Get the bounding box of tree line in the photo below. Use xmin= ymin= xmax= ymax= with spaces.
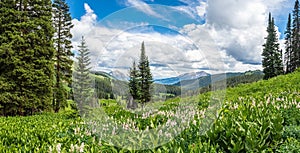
xmin=262 ymin=0 xmax=300 ymax=79
xmin=0 ymin=0 xmax=77 ymax=116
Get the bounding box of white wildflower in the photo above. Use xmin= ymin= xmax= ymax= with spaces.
xmin=49 ymin=146 xmax=52 ymax=153
xmin=70 ymin=144 xmax=75 ymax=152
xmin=79 ymin=142 xmax=84 ymax=153
xmin=252 ymin=100 xmax=255 ymax=106
xmin=56 ymin=143 xmax=61 ymax=153
xmin=112 ymin=127 xmax=116 ymax=135
xmin=158 ymin=130 xmax=162 ymax=135
xmin=297 ymin=103 xmax=300 ymax=109
xmin=266 ymin=97 xmax=270 ymax=104
xmin=171 ymin=120 xmax=177 ymax=127
xmin=233 ymin=103 xmax=238 ymax=109
xmin=193 ymin=120 xmax=197 ymax=126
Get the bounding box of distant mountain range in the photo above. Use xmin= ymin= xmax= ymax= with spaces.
xmin=109 ymin=70 xmax=129 ymax=81
xmin=173 ymin=72 xmax=243 ymax=90
xmin=90 ymin=70 xmax=129 ymax=81
xmin=91 ymin=70 xmax=264 ymax=89
xmin=154 ymin=71 xmax=210 ymax=85
xmin=91 ymin=70 xmax=211 ymax=84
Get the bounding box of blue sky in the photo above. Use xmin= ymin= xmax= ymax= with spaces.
xmin=67 ymin=0 xmax=195 ymax=20
xmin=66 ymin=0 xmax=124 ymax=20
xmin=67 ymin=0 xmax=295 ymax=78
xmin=66 ymin=0 xmax=293 ymax=37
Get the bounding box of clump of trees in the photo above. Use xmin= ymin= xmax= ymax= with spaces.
xmin=128 ymin=42 xmax=153 ymax=106
xmin=262 ymin=0 xmax=300 ymax=79
xmin=284 ymin=0 xmax=300 ymax=74
xmin=0 ymin=0 xmax=55 ymax=116
xmin=0 ymin=0 xmax=74 ymax=116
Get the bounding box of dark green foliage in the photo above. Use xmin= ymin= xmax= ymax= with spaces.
xmin=206 ymin=98 xmax=283 ymax=152
xmin=0 ymin=0 xmax=55 ymax=116
xmin=262 ymin=13 xmax=284 ymax=80
xmin=0 ymin=113 xmax=96 ymax=152
xmin=129 ymin=61 xmax=140 ymax=100
xmin=128 ymin=42 xmax=153 ymax=105
xmin=281 ymin=107 xmax=300 ymax=126
xmin=52 ymin=0 xmax=74 ymax=112
xmin=94 ymin=77 xmax=113 ymax=99
xmin=109 ymin=93 xmax=115 ymax=99
xmin=164 ymin=85 xmax=181 ymax=97
xmin=285 ymin=14 xmax=293 ymax=74
xmin=283 ymin=126 xmax=300 ymax=141
xmin=72 ymin=36 xmax=95 ymax=114
xmin=284 ymin=0 xmax=300 ymax=74
xmin=291 ymin=0 xmax=300 ymax=72
xmin=93 ymin=73 xmax=129 ymax=100
xmin=225 ymin=71 xmax=263 ymax=87
xmin=277 ymin=137 xmax=300 ymax=152
xmin=137 ymin=42 xmax=153 ymax=104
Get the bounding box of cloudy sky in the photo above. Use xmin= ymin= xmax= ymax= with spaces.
xmin=66 ymin=0 xmax=295 ymax=79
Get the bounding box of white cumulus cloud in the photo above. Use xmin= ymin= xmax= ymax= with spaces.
xmin=71 ymin=0 xmax=294 ymax=77
xmin=203 ymin=0 xmax=289 ymax=66
xmin=71 ymin=3 xmax=214 ymax=78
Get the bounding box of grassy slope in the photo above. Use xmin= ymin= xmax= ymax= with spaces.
xmin=194 ymin=70 xmax=300 ymax=152
xmin=225 ymin=70 xmax=300 ymax=100
xmin=0 ymin=70 xmax=299 ymax=152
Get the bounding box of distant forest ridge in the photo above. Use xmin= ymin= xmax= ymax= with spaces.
xmin=92 ymin=69 xmax=264 ymax=100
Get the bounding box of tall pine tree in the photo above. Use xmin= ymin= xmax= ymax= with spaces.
xmin=72 ymin=36 xmax=94 ymax=114
xmin=291 ymin=0 xmax=300 ymax=71
xmin=138 ymin=42 xmax=153 ymax=105
xmin=52 ymin=0 xmax=74 ymax=112
xmin=128 ymin=61 xmax=139 ymax=100
xmin=0 ymin=1 xmax=17 ymax=115
xmin=0 ymin=0 xmax=55 ymax=116
xmin=284 ymin=14 xmax=293 ymax=74
xmin=262 ymin=13 xmax=284 ymax=80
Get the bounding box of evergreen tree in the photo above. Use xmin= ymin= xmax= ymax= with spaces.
xmin=291 ymin=0 xmax=300 ymax=71
xmin=72 ymin=36 xmax=94 ymax=114
xmin=0 ymin=0 xmax=55 ymax=116
xmin=52 ymin=0 xmax=74 ymax=112
xmin=0 ymin=1 xmax=17 ymax=116
xmin=137 ymin=42 xmax=153 ymax=104
xmin=262 ymin=13 xmax=284 ymax=80
xmin=285 ymin=14 xmax=293 ymax=73
xmin=128 ymin=61 xmax=139 ymax=100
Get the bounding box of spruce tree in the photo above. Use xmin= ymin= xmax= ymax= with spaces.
xmin=128 ymin=61 xmax=139 ymax=100
xmin=72 ymin=36 xmax=94 ymax=114
xmin=0 ymin=0 xmax=55 ymax=116
xmin=291 ymin=0 xmax=300 ymax=71
xmin=0 ymin=1 xmax=17 ymax=115
xmin=262 ymin=13 xmax=284 ymax=80
xmin=52 ymin=0 xmax=74 ymax=112
xmin=138 ymin=42 xmax=153 ymax=105
xmin=285 ymin=14 xmax=293 ymax=74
